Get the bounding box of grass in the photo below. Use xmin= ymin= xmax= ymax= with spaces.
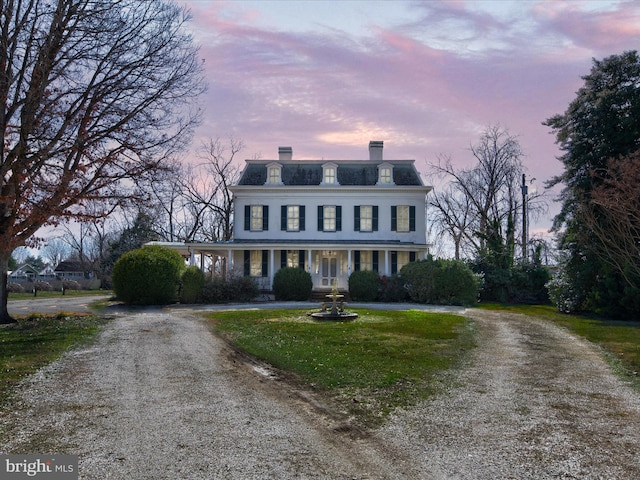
xmin=0 ymin=313 xmax=109 ymax=406
xmin=8 ymin=289 xmax=112 ymax=300
xmin=479 ymin=303 xmax=640 ymax=386
xmin=208 ymin=308 xmax=474 ymax=427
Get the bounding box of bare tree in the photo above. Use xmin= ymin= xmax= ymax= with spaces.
xmin=0 ymin=0 xmax=205 ymax=322
xmin=40 ymin=237 xmax=71 ymax=268
xmin=429 ymin=126 xmax=546 ymax=263
xmin=147 ymin=137 xmax=243 ymax=243
xmin=584 ymin=152 xmax=640 ymax=288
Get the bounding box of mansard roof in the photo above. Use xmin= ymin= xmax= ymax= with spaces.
xmin=237 ymin=160 xmax=423 ymax=186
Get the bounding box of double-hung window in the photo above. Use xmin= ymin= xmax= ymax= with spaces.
xmin=391 ymin=205 xmax=415 ymax=232
xmin=318 ymin=205 xmax=342 ymax=232
xmin=244 ymin=205 xmax=269 ymax=231
xmin=354 ymin=205 xmax=378 ymax=232
xmin=281 ymin=205 xmax=305 ymax=231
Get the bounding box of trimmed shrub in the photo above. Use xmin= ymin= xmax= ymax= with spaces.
xmin=7 ymin=283 xmax=24 ymax=293
xmin=273 ymin=267 xmax=312 ymax=301
xmin=401 ymin=257 xmax=479 ymax=306
xmin=34 ymin=281 xmax=53 ymax=291
xmin=200 ymin=275 xmax=259 ymax=304
xmin=112 ymin=245 xmax=185 ymax=305
xmin=348 ymin=270 xmax=379 ymax=301
xmin=378 ymin=274 xmax=409 ymax=302
xmin=62 ymin=280 xmax=82 ymax=291
xmin=180 ymin=266 xmax=205 ymax=304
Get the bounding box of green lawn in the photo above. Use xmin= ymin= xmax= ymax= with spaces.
xmin=208 ymin=308 xmax=474 ymax=427
xmin=0 ymin=314 xmax=109 ymax=406
xmin=8 ymin=289 xmax=112 ymax=300
xmin=479 ymin=303 xmax=640 ymax=386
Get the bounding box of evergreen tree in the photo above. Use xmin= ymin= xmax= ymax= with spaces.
xmin=544 ymin=51 xmax=640 ymax=317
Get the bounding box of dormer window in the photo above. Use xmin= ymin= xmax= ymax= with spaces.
xmin=377 ymin=163 xmax=394 ymax=185
xmin=265 ymin=162 xmax=283 ymax=185
xmin=321 ymin=162 xmax=338 ymax=185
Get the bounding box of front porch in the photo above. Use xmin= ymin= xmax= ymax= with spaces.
xmin=156 ymin=241 xmax=429 ymax=293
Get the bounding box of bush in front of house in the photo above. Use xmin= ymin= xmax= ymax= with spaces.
xmin=273 ymin=267 xmax=312 ymax=301
xmin=7 ymin=283 xmax=24 ymax=293
xmin=112 ymin=245 xmax=185 ymax=305
xmin=401 ymin=257 xmax=479 ymax=306
xmin=180 ymin=266 xmax=205 ymax=304
xmin=200 ymin=275 xmax=259 ymax=304
xmin=348 ymin=270 xmax=379 ymax=302
xmin=377 ymin=274 xmax=409 ymax=302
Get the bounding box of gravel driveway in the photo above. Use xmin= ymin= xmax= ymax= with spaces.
xmin=2 ymin=308 xmax=640 ymax=479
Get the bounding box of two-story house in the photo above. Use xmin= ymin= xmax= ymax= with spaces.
xmin=156 ymin=141 xmax=432 ymax=292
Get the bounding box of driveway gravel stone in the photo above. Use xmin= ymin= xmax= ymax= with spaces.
xmin=2 ymin=307 xmax=640 ymax=479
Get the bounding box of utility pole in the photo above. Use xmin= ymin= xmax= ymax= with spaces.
xmin=521 ymin=173 xmax=528 ymax=262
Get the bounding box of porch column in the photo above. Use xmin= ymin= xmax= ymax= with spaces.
xmin=189 ymin=249 xmax=196 ymax=266
xmin=200 ymin=252 xmax=205 ymax=272
xmin=227 ymin=249 xmax=233 ymax=278
xmin=307 ymin=249 xmax=313 ymax=273
xmin=269 ymin=249 xmax=275 ymax=289
xmin=347 ymin=249 xmax=352 ymax=275
xmin=384 ymin=249 xmax=390 ymax=275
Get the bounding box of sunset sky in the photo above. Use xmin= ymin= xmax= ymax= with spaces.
xmin=179 ymin=0 xmax=640 ymax=237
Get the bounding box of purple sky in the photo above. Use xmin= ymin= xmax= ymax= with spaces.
xmin=179 ymin=0 xmax=640 ymax=237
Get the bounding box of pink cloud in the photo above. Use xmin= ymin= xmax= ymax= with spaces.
xmin=176 ymin=0 xmax=640 ymax=234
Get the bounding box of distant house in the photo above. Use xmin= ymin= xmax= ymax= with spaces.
xmin=38 ymin=264 xmax=57 ymax=281
xmin=8 ymin=264 xmax=40 ymax=282
xmin=150 ymin=141 xmax=432 ymax=292
xmin=54 ymin=260 xmax=92 ymax=280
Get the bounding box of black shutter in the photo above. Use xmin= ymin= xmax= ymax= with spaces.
xmin=391 ymin=251 xmax=398 ymax=274
xmin=336 ymin=205 xmax=342 ymax=231
xmin=409 ymin=206 xmax=415 ymax=232
xmin=300 ymin=205 xmax=305 ymax=231
xmin=298 ymin=250 xmax=305 ymax=269
xmin=244 ymin=205 xmax=250 ymax=231
xmin=243 ymin=250 xmax=250 ymax=276
xmin=372 ymin=251 xmax=379 ymax=272
xmin=354 ymin=250 xmax=361 ymax=271
xmin=317 ymin=206 xmax=323 ymax=231
xmin=391 ymin=206 xmax=397 ymax=231
xmin=263 ymin=205 xmax=269 ymax=231
xmin=280 ymin=250 xmax=286 ymax=269
xmin=354 ymin=206 xmax=360 ymax=231
xmin=261 ymin=250 xmax=268 ymax=277
xmin=281 ymin=206 xmax=287 ymax=231
xmin=373 ymin=206 xmax=378 ymax=231
xmin=409 ymin=251 xmax=416 ymax=262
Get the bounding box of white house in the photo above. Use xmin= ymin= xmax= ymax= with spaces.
xmin=153 ymin=141 xmax=432 ymax=292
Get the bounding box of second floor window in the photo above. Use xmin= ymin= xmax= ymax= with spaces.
xmin=355 ymin=205 xmax=378 ymax=232
xmin=391 ymin=205 xmax=415 ymax=232
xmin=380 ymin=167 xmax=392 ymax=183
xmin=281 ymin=205 xmax=305 ymax=231
xmin=244 ymin=205 xmax=268 ymax=231
xmin=318 ymin=205 xmax=342 ymax=232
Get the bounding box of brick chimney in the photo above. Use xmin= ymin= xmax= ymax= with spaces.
xmin=369 ymin=141 xmax=383 ymax=161
xmin=278 ymin=146 xmax=292 ymax=161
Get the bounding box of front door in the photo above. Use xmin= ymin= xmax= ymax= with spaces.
xmin=320 ymin=252 xmax=338 ymax=287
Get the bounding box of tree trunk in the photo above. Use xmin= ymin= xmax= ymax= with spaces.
xmin=0 ymin=252 xmax=16 ymax=324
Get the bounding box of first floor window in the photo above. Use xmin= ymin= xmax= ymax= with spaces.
xmin=244 ymin=250 xmax=268 ymax=277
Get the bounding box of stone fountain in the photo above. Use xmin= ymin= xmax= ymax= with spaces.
xmin=308 ymin=281 xmax=358 ymax=321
